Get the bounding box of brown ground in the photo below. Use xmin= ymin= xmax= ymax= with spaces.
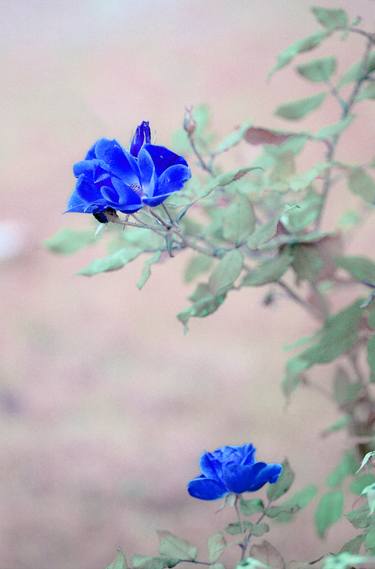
xmin=1 ymin=1 xmax=375 ymax=568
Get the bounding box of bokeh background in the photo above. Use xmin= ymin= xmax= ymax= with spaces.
xmin=1 ymin=1 xmax=375 ymax=568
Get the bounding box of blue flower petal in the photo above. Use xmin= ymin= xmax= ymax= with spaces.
xmin=138 ymin=146 xmax=157 ymax=197
xmin=142 ymin=144 xmax=188 ymax=177
xmin=142 ymin=165 xmax=191 ymax=207
xmin=75 ymin=175 xmax=102 ymax=203
xmin=111 ymin=178 xmax=143 ymax=212
xmin=65 ymin=190 xmax=87 ymax=213
xmin=130 ymin=121 xmax=151 ymax=157
xmin=199 ymin=452 xmax=223 ymax=481
xmin=95 ymin=139 xmax=140 ymax=186
xmin=187 ymin=476 xmax=228 ymax=500
xmin=250 ymin=463 xmax=282 ymax=491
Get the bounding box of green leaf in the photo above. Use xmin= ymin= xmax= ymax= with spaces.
xmin=340 ymin=534 xmax=365 ymax=554
xmin=322 ymin=415 xmax=351 ymax=437
xmin=207 ymin=532 xmax=226 ymax=563
xmin=368 ymin=335 xmax=375 ymax=377
xmin=288 ymin=300 xmax=363 ymax=370
xmin=275 ymin=93 xmax=326 ymax=120
xmin=351 ymin=474 xmax=375 ymax=495
xmin=322 ymin=553 xmax=369 ymax=569
xmin=132 ymin=556 xmax=167 ymax=569
xmin=223 ymin=196 xmax=256 ymax=244
xmin=365 ymin=526 xmax=375 ymax=553
xmin=270 ymin=30 xmax=329 ymax=75
xmin=346 ymin=504 xmax=372 ymax=529
xmin=339 ymin=52 xmax=375 ymax=87
xmin=45 ymin=228 xmax=96 ymax=254
xmin=215 ymin=121 xmax=252 ymax=153
xmin=333 ymin=366 xmax=362 ymax=406
xmin=357 ymin=82 xmax=375 ymax=102
xmin=369 ymin=306 xmax=375 ymax=329
xmin=184 ymin=255 xmax=213 ymax=283
xmin=327 ymin=451 xmax=358 ymax=488
xmin=137 ymin=252 xmax=161 ymax=290
xmin=247 ymin=219 xmax=279 ymax=250
xmin=281 ymin=191 xmax=323 ymax=232
xmin=79 ymin=248 xmax=142 ymax=276
xmin=267 ymin=459 xmax=295 ymax=501
xmin=316 ymin=115 xmax=354 ymax=140
xmin=297 ymin=57 xmax=336 ymax=82
xmin=209 ymin=249 xmax=243 ymax=295
xmin=336 ymin=255 xmax=375 ymax=285
xmin=315 ymin=490 xmax=344 ymax=538
xmin=177 ymin=284 xmax=227 ymax=331
xmin=106 ymin=551 xmax=128 ymax=569
xmin=266 ymin=485 xmax=317 ymax=519
xmin=242 ymin=249 xmax=293 ymax=287
xmin=205 ymin=167 xmax=260 ymax=193
xmin=240 ymin=498 xmax=265 ymax=516
xmin=225 ymin=521 xmax=253 ymax=535
xmin=251 ymin=523 xmax=270 ymax=537
xmin=157 ymin=530 xmax=197 ymax=562
xmin=311 ymin=6 xmax=349 ymax=30
xmin=292 ymin=245 xmax=324 ymax=282
xmin=362 ymin=483 xmax=375 ymax=515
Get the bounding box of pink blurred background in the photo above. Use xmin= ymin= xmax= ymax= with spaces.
xmin=1 ymin=1 xmax=375 ymax=568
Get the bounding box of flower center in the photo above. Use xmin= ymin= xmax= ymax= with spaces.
xmin=130 ymin=183 xmax=143 ymax=197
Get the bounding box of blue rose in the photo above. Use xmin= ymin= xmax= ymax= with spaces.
xmin=66 ymin=121 xmax=191 ymax=219
xmin=187 ymin=444 xmax=282 ymax=500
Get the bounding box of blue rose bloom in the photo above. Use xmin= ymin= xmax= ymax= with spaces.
xmin=66 ymin=121 xmax=191 ymax=218
xmin=188 ymin=444 xmax=282 ymax=500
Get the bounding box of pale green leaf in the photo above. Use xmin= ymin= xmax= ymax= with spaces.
xmin=237 ymin=557 xmax=269 ymax=569
xmin=45 ymin=228 xmax=96 ymax=254
xmin=311 ymin=6 xmax=349 ymax=30
xmin=240 ymin=498 xmax=264 ymax=516
xmin=105 ymin=551 xmax=128 ymax=569
xmin=315 ymin=490 xmax=344 ymax=538
xmin=209 ymin=249 xmax=243 ymax=295
xmin=247 ymin=219 xmax=279 ymax=250
xmin=270 ymin=30 xmax=329 ymax=75
xmin=357 ymin=82 xmax=375 ymax=102
xmin=322 ymin=553 xmax=369 ymax=569
xmin=297 ymin=57 xmax=336 ymax=82
xmin=357 ymin=451 xmax=375 ymax=473
xmin=223 ymin=196 xmax=256 ymax=243
xmin=339 ymin=52 xmax=375 ymax=87
xmin=158 ymin=531 xmax=197 ymax=562
xmin=362 ymin=483 xmax=375 ymax=515
xmin=132 ymin=556 xmax=167 ymax=569
xmin=351 ymin=474 xmax=375 ymax=495
xmin=207 ymin=532 xmax=226 ymax=563
xmin=267 ymin=459 xmax=295 ymax=501
xmin=316 ymin=115 xmax=354 ymax=140
xmin=340 ymin=534 xmax=365 ymax=554
xmin=327 ymin=452 xmax=358 ymax=487
xmin=336 ymin=255 xmax=375 ymax=285
xmin=215 ymin=121 xmax=252 ymax=153
xmin=137 ymin=252 xmax=161 ymax=290
xmin=177 ymin=284 xmax=226 ymax=331
xmin=368 ymin=335 xmax=375 ymax=376
xmin=275 ymin=93 xmax=326 ymax=120
xmin=242 ymin=249 xmax=293 ymax=286
xmin=266 ymin=485 xmax=317 ymax=519
xmin=249 ymin=541 xmax=285 ymax=569
xmin=184 ymin=255 xmax=213 ymax=283
xmin=78 ymin=248 xmax=142 ymax=276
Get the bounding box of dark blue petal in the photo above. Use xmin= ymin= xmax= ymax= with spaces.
xmin=75 ymin=175 xmax=102 ymax=203
xmin=250 ymin=463 xmax=282 ymax=491
xmin=65 ymin=190 xmax=87 ymax=213
xmin=240 ymin=444 xmax=256 ymax=466
xmin=142 ymin=144 xmax=188 ymax=176
xmin=187 ymin=475 xmax=228 ymax=501
xmin=142 ymin=164 xmax=191 ymax=207
xmin=85 ymin=143 xmax=97 ymax=160
xmin=130 ymin=121 xmax=151 ymax=157
xmin=73 ymin=159 xmax=97 ymax=178
xmin=138 ymin=146 xmax=157 ymax=196
xmin=199 ymin=452 xmax=223 ymax=481
xmin=95 ymin=139 xmax=140 ymax=186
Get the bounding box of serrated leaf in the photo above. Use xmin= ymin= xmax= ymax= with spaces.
xmin=270 ymin=30 xmax=329 ymax=75
xmin=106 ymin=551 xmax=128 ymax=569
xmin=267 ymin=459 xmax=294 ymax=501
xmin=209 ymin=249 xmax=243 ymax=295
xmin=45 ymin=228 xmax=96 ymax=254
xmin=266 ymin=485 xmax=317 ymax=519
xmin=79 ymin=248 xmax=142 ymax=276
xmin=242 ymin=249 xmax=293 ymax=287
xmin=207 ymin=532 xmax=226 ymax=563
xmin=316 ymin=115 xmax=353 ymax=140
xmin=275 ymin=93 xmax=326 ymax=120
xmin=157 ymin=531 xmax=197 ymax=562
xmin=311 ymin=7 xmax=349 ymax=30
xmin=348 ymin=168 xmax=375 ymax=204
xmin=336 ymin=255 xmax=375 ymax=285
xmin=240 ymin=498 xmax=265 ymax=516
xmin=250 ymin=541 xmax=285 ymax=569
xmin=315 ymin=490 xmax=344 ymax=538
xmin=297 ymin=57 xmax=336 ymax=82
xmin=223 ymin=196 xmax=256 ymax=243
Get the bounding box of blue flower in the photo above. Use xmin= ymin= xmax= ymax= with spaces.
xmin=66 ymin=121 xmax=191 ymax=218
xmin=187 ymin=444 xmax=282 ymax=500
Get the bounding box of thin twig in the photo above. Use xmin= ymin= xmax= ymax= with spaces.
xmin=277 ymin=280 xmax=322 ymax=320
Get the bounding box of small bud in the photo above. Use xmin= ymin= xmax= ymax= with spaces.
xmin=183 ymin=107 xmax=196 ymax=135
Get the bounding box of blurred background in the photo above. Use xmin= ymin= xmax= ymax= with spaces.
xmin=1 ymin=1 xmax=375 ymax=567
